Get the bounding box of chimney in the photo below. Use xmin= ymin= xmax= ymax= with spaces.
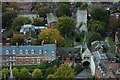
xmin=41 ymin=40 xmax=44 ymax=45
xmin=0 ymin=43 xmax=2 ymax=47
xmin=6 ymin=43 xmax=10 ymax=47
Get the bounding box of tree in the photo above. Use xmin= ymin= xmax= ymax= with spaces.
xmin=38 ymin=63 xmax=47 ymax=69
xmin=38 ymin=29 xmax=65 ymax=47
xmin=34 ymin=2 xmax=41 ymax=11
xmin=12 ymin=16 xmax=31 ymax=31
xmin=89 ymin=20 xmax=105 ymax=33
xmin=12 ymin=68 xmax=19 ymax=78
xmin=9 ymin=2 xmax=19 ymax=10
xmin=32 ymin=69 xmax=43 ymax=79
xmin=2 ymin=10 xmax=17 ymax=28
xmin=54 ymin=63 xmax=74 ymax=79
xmin=90 ymin=5 xmax=109 ymax=22
xmin=90 ymin=32 xmax=102 ymax=41
xmin=32 ymin=18 xmax=42 ymax=26
xmin=38 ymin=7 xmax=50 ymax=18
xmin=45 ymin=67 xmax=56 ymax=77
xmin=1 ymin=68 xmax=10 ymax=79
xmin=56 ymin=3 xmax=71 ymax=17
xmin=56 ymin=16 xmax=75 ymax=38
xmin=108 ymin=15 xmax=120 ymax=32
xmin=19 ymin=68 xmax=30 ymax=79
xmin=79 ymin=3 xmax=88 ymax=10
xmin=10 ymin=36 xmax=24 ymax=45
xmin=47 ymin=74 xmax=55 ymax=80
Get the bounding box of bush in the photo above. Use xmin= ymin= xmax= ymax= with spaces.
xmin=38 ymin=63 xmax=47 ymax=69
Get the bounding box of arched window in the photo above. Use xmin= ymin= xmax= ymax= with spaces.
xmin=20 ymin=50 xmax=23 ymax=54
xmin=31 ymin=49 xmax=34 ymax=54
xmin=6 ymin=50 xmax=9 ymax=54
xmin=25 ymin=50 xmax=28 ymax=54
xmin=39 ymin=50 xmax=42 ymax=54
xmin=13 ymin=50 xmax=15 ymax=54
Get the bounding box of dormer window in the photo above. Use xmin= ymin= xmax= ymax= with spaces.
xmin=6 ymin=50 xmax=9 ymax=54
xmin=13 ymin=50 xmax=15 ymax=54
xmin=20 ymin=50 xmax=23 ymax=54
xmin=25 ymin=50 xmax=28 ymax=54
xmin=39 ymin=50 xmax=42 ymax=54
xmin=52 ymin=54 xmax=54 ymax=57
xmin=52 ymin=50 xmax=54 ymax=53
xmin=45 ymin=49 xmax=47 ymax=53
xmin=31 ymin=49 xmax=34 ymax=54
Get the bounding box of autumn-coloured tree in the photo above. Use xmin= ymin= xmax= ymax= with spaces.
xmin=12 ymin=68 xmax=19 ymax=78
xmin=19 ymin=68 xmax=30 ymax=79
xmin=32 ymin=69 xmax=43 ymax=79
xmin=108 ymin=15 xmax=120 ymax=32
xmin=34 ymin=2 xmax=41 ymax=11
xmin=38 ymin=29 xmax=65 ymax=47
xmin=9 ymin=2 xmax=20 ymax=10
xmin=10 ymin=36 xmax=24 ymax=46
xmin=1 ymin=68 xmax=10 ymax=79
xmin=32 ymin=18 xmax=42 ymax=26
xmin=54 ymin=63 xmax=74 ymax=79
xmin=47 ymin=74 xmax=55 ymax=80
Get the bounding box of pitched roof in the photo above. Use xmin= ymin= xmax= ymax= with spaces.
xmin=56 ymin=47 xmax=81 ymax=58
xmin=47 ymin=13 xmax=58 ymax=24
xmin=1 ymin=44 xmax=56 ymax=55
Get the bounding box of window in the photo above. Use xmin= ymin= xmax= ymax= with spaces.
xmin=20 ymin=59 xmax=22 ymax=63
xmin=6 ymin=50 xmax=9 ymax=54
xmin=45 ymin=49 xmax=47 ymax=53
xmin=31 ymin=59 xmax=34 ymax=63
xmin=26 ymin=58 xmax=29 ymax=63
xmin=13 ymin=50 xmax=15 ymax=54
xmin=52 ymin=50 xmax=54 ymax=53
xmin=31 ymin=49 xmax=34 ymax=54
xmin=37 ymin=58 xmax=40 ymax=63
xmin=20 ymin=50 xmax=23 ymax=54
xmin=25 ymin=50 xmax=28 ymax=54
xmin=39 ymin=50 xmax=42 ymax=54
xmin=52 ymin=54 xmax=54 ymax=57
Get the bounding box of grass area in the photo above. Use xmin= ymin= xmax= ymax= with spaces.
xmin=108 ymin=37 xmax=115 ymax=54
xmin=64 ymin=39 xmax=73 ymax=47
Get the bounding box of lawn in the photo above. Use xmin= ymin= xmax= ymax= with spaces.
xmin=108 ymin=37 xmax=115 ymax=54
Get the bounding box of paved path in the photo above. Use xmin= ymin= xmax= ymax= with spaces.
xmin=75 ymin=68 xmax=92 ymax=79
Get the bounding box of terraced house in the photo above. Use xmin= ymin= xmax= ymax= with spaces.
xmin=0 ymin=43 xmax=56 ymax=66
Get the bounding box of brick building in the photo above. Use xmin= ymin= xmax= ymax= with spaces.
xmin=0 ymin=43 xmax=56 ymax=66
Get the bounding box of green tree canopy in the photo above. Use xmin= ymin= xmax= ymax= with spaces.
xmin=56 ymin=3 xmax=71 ymax=17
xmin=47 ymin=74 xmax=55 ymax=80
xmin=38 ymin=63 xmax=47 ymax=69
xmin=10 ymin=36 xmax=24 ymax=45
xmin=19 ymin=68 xmax=30 ymax=79
xmin=38 ymin=29 xmax=65 ymax=47
xmin=12 ymin=68 xmax=19 ymax=78
xmin=45 ymin=67 xmax=56 ymax=77
xmin=89 ymin=20 xmax=105 ymax=33
xmin=1 ymin=68 xmax=10 ymax=79
xmin=2 ymin=10 xmax=17 ymax=28
xmin=79 ymin=3 xmax=88 ymax=10
xmin=9 ymin=2 xmax=20 ymax=10
xmin=38 ymin=7 xmax=50 ymax=18
xmin=56 ymin=16 xmax=75 ymax=38
xmin=54 ymin=63 xmax=74 ymax=79
xmin=32 ymin=18 xmax=42 ymax=26
xmin=90 ymin=5 xmax=109 ymax=22
xmin=12 ymin=16 xmax=31 ymax=31
xmin=32 ymin=69 xmax=43 ymax=79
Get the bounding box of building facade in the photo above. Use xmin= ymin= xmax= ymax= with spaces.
xmin=0 ymin=44 xmax=56 ymax=66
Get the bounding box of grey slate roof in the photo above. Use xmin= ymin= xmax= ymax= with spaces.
xmin=1 ymin=44 xmax=56 ymax=55
xmin=56 ymin=47 xmax=81 ymax=57
xmin=47 ymin=13 xmax=58 ymax=24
